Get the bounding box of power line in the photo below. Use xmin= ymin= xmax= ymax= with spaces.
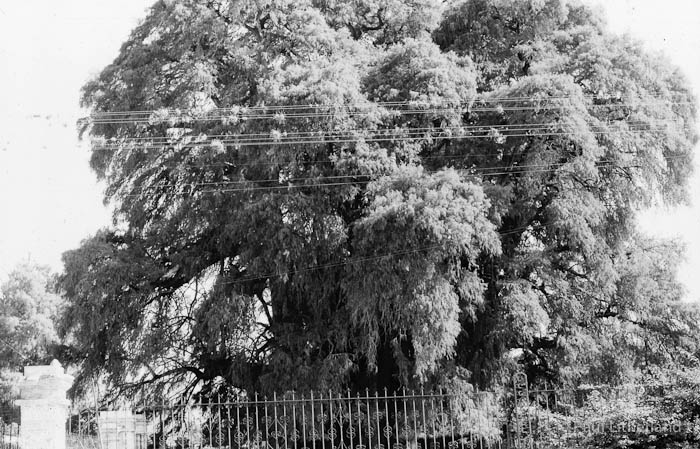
xmin=120 ymin=158 xmax=664 ymax=192
xmin=114 ymin=157 xmax=686 ymax=198
xmin=79 ymin=141 xmax=683 ymax=171
xmin=1 ymin=95 xmax=687 ymax=123
xmin=84 ymin=93 xmax=693 ymax=116
xmin=90 ymin=119 xmax=684 ymax=145
xmin=0 ymin=338 xmax=29 ymax=363
xmin=85 ymin=100 xmax=694 ymax=124
xmin=90 ymin=123 xmax=686 ymax=152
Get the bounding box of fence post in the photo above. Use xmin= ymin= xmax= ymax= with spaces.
xmin=512 ymin=372 xmax=532 ymax=449
xmin=14 ymin=360 xmax=74 ymax=449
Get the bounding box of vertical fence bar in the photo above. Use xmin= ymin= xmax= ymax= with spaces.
xmin=227 ymin=398 xmax=232 ymax=449
xmin=218 ymin=394 xmax=223 ymax=448
xmin=207 ymin=396 xmax=213 ymax=448
xmin=169 ymin=398 xmax=176 ymax=448
xmin=419 ymin=388 xmax=428 ymax=449
xmin=255 ymin=393 xmax=261 ymax=449
xmin=476 ymin=389 xmax=483 ymax=449
xmin=525 ymin=382 xmax=532 ymax=449
xmin=374 ymin=391 xmax=381 ymax=449
xmin=366 ymin=389 xmax=373 ymax=449
xmin=356 ymin=392 xmax=363 ymax=449
xmin=183 ymin=397 xmax=189 ymax=449
xmin=347 ymin=390 xmax=354 ymax=449
xmin=402 ymin=388 xmax=409 ymax=449
xmin=446 ymin=392 xmax=456 ymax=449
xmin=161 ymin=397 xmax=166 ymax=449
xmin=393 ymin=391 xmax=400 ymax=449
xmin=149 ymin=399 xmax=154 ymax=449
xmin=311 ymin=391 xmax=317 ymax=448
xmin=236 ymin=396 xmax=242 ymax=449
xmin=320 ymin=392 xmax=326 ymax=449
xmin=274 ymin=392 xmax=281 ymax=449
xmin=246 ymin=397 xmax=252 ymax=449
xmin=291 ymin=391 xmax=298 ymax=449
xmin=328 ymin=391 xmax=335 ymax=449
xmin=145 ymin=404 xmax=151 ymax=449
xmin=283 ymin=393 xmax=289 ymax=449
xmin=146 ymin=401 xmax=151 ymax=449
xmin=437 ymin=390 xmax=446 ymax=449
xmin=468 ymin=393 xmax=475 ymax=449
xmin=411 ymin=390 xmax=419 ymax=449
xmin=429 ymin=392 xmax=437 ymax=449
xmin=383 ymin=389 xmax=391 ymax=449
xmin=301 ymin=392 xmax=308 ymax=449
xmin=265 ymin=395 xmax=271 ymax=449
xmin=338 ymin=390 xmax=345 ymax=449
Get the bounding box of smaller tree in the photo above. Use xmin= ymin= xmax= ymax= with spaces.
xmin=0 ymin=263 xmax=62 ymax=401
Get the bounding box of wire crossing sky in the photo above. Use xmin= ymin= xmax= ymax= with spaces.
xmin=0 ymin=0 xmax=699 ymax=299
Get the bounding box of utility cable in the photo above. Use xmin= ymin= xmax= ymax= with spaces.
xmin=113 ymin=157 xmax=685 ymax=198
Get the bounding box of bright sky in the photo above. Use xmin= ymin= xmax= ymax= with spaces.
xmin=0 ymin=0 xmax=699 ymax=297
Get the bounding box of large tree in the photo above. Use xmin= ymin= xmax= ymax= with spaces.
xmin=60 ymin=0 xmax=698 ymax=399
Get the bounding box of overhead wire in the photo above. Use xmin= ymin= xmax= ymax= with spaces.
xmin=94 ymin=129 xmax=682 ymax=151
xmin=120 ymin=159 xmax=654 ymax=191
xmin=89 ymin=119 xmax=684 ymax=145
xmin=115 ymin=156 xmax=691 ymax=198
xmin=73 ymin=149 xmax=665 ymax=171
xmin=90 ymin=122 xmax=687 ymax=151
xmin=84 ymin=93 xmax=693 ymax=117
xmin=85 ymin=101 xmax=694 ymax=124
xmin=84 ymin=98 xmax=692 ymax=196
xmin=84 ymin=134 xmax=687 ymax=171
xmin=65 ymin=95 xmax=694 ymax=284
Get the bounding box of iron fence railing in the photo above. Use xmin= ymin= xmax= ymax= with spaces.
xmin=68 ymin=390 xmax=505 ymax=449
xmin=56 ymin=374 xmax=700 ymax=448
xmin=0 ymin=416 xmax=19 ymax=449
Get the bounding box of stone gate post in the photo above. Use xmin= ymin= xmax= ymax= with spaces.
xmin=14 ymin=360 xmax=74 ymax=449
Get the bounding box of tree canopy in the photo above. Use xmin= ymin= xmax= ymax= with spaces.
xmin=61 ymin=0 xmax=699 ymax=400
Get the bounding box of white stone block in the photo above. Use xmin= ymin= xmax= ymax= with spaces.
xmin=15 ymin=360 xmax=74 ymax=449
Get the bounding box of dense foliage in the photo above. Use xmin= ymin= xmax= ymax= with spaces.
xmin=523 ymin=369 xmax=700 ymax=448
xmin=61 ymin=0 xmax=699 ymax=399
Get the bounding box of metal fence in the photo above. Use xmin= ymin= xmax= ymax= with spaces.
xmin=0 ymin=404 xmax=20 ymax=449
xmin=68 ymin=390 xmax=505 ymax=449
xmin=58 ymin=374 xmax=700 ymax=448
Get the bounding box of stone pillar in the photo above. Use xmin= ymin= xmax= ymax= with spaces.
xmin=15 ymin=360 xmax=74 ymax=449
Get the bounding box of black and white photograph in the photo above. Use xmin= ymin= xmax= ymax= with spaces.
xmin=1 ymin=0 xmax=700 ymax=447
